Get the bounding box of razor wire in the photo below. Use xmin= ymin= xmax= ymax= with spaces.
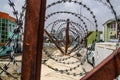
xmin=44 ymin=0 xmax=97 ymax=67
xmin=43 ymin=49 xmax=88 ymax=76
xmin=45 ymin=0 xmax=99 ymax=54
xmin=43 ymin=0 xmax=119 ymax=78
xmin=0 ymin=0 xmax=119 ymax=79
xmin=44 ymin=62 xmax=88 ymax=77
xmin=43 ymin=48 xmax=84 ymax=65
xmin=0 ymin=0 xmax=26 ymax=79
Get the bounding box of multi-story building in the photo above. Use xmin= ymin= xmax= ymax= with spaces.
xmin=0 ymin=12 xmax=16 ymax=46
xmin=103 ymin=16 xmax=120 ymax=42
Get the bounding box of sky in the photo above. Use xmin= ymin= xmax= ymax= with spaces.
xmin=0 ymin=0 xmax=25 ymax=17
xmin=0 ymin=0 xmax=120 ymax=31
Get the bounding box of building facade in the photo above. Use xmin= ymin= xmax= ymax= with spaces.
xmin=87 ymin=31 xmax=102 ymax=46
xmin=0 ymin=12 xmax=16 ymax=46
xmin=103 ymin=16 xmax=120 ymax=42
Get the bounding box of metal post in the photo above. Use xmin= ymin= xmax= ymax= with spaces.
xmin=21 ymin=0 xmax=46 ymax=80
xmin=65 ymin=19 xmax=70 ymax=55
xmin=44 ymin=29 xmax=64 ymax=55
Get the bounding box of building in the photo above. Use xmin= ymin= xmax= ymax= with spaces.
xmin=103 ymin=16 xmax=120 ymax=42
xmin=87 ymin=31 xmax=102 ymax=46
xmin=0 ymin=12 xmax=16 ymax=46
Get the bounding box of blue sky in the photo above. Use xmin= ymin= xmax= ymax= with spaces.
xmin=0 ymin=0 xmax=120 ymax=31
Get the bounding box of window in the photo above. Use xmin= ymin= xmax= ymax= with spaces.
xmin=0 ymin=19 xmax=1 ymax=23
xmin=110 ymin=35 xmax=116 ymax=39
xmin=0 ymin=19 xmax=9 ymax=43
xmin=2 ymin=27 xmax=5 ymax=30
xmin=9 ymin=24 xmax=11 ymax=26
xmin=108 ymin=22 xmax=116 ymax=31
xmin=6 ymin=20 xmax=8 ymax=23
xmin=0 ymin=26 xmax=8 ymax=43
xmin=1 ymin=40 xmax=4 ymax=43
xmin=2 ymin=19 xmax=5 ymax=23
xmin=2 ymin=23 xmax=6 ymax=27
xmin=1 ymin=35 xmax=5 ymax=38
xmin=118 ymin=21 xmax=120 ymax=28
xmin=112 ymin=22 xmax=116 ymax=31
xmin=13 ymin=25 xmax=15 ymax=27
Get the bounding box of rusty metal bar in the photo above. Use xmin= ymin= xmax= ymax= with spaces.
xmin=81 ymin=48 xmax=120 ymax=80
xmin=44 ymin=29 xmax=65 ymax=54
xmin=21 ymin=0 xmax=46 ymax=80
xmin=65 ymin=19 xmax=70 ymax=55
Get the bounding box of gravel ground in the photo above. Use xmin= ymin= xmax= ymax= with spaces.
xmin=0 ymin=55 xmax=22 ymax=80
xmin=0 ymin=47 xmax=92 ymax=80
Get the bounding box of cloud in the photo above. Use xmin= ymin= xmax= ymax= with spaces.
xmin=0 ymin=0 xmax=120 ymax=31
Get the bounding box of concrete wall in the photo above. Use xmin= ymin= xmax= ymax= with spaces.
xmin=94 ymin=42 xmax=118 ymax=66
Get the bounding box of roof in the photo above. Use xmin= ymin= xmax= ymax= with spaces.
xmin=0 ymin=12 xmax=16 ymax=22
xmin=103 ymin=15 xmax=120 ymax=25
